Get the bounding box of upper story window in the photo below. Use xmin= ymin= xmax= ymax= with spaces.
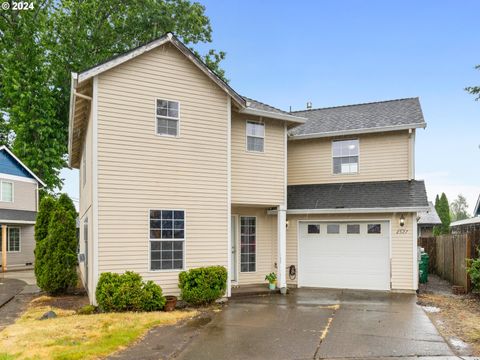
xmin=332 ymin=139 xmax=359 ymax=174
xmin=246 ymin=121 xmax=264 ymax=152
xmin=156 ymin=99 xmax=180 ymax=137
xmin=0 ymin=181 xmax=13 ymax=202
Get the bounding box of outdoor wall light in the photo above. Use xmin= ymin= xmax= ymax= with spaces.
xmin=286 ymin=220 xmax=290 ymax=229
xmin=400 ymin=214 xmax=405 ymax=227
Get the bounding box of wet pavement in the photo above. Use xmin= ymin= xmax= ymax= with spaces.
xmin=0 ymin=277 xmax=26 ymax=308
xmin=111 ymin=288 xmax=455 ymax=359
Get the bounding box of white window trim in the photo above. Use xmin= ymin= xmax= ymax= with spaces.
xmin=0 ymin=227 xmax=21 ymax=253
xmin=148 ymin=208 xmax=186 ymax=272
xmin=239 ymin=215 xmax=257 ymax=273
xmin=245 ymin=120 xmax=265 ymax=153
xmin=332 ymin=138 xmax=360 ymax=175
xmin=0 ymin=180 xmax=14 ymax=203
xmin=154 ymin=98 xmax=181 ymax=138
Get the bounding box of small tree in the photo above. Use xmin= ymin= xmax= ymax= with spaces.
xmin=36 ymin=205 xmax=78 ymax=294
xmin=450 ymin=194 xmax=470 ymax=222
xmin=434 ymin=193 xmax=451 ymax=235
xmin=57 ymin=193 xmax=77 ymax=218
xmin=34 ymin=196 xmax=56 ymax=281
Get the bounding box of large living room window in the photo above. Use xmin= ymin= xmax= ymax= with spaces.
xmin=240 ymin=216 xmax=256 ymax=272
xmin=332 ymin=139 xmax=359 ymax=174
xmin=156 ymin=99 xmax=180 ymax=137
xmin=0 ymin=227 xmax=20 ymax=252
xmin=246 ymin=121 xmax=264 ymax=152
xmin=149 ymin=210 xmax=184 ymax=270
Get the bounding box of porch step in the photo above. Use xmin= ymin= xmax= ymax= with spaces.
xmin=231 ymin=284 xmax=280 ymax=298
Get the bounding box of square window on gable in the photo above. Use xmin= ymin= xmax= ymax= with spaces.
xmin=156 ymin=99 xmax=179 ymax=137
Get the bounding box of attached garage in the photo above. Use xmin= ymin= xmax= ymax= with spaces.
xmin=298 ymin=221 xmax=390 ymax=290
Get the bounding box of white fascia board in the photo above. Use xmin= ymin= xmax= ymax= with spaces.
xmin=67 ymin=72 xmax=78 ymax=167
xmin=77 ymin=36 xmax=171 ymax=84
xmin=0 ymin=146 xmax=46 ymax=187
xmin=0 ymin=220 xmax=36 ymax=225
xmin=240 ymin=107 xmax=306 ymax=123
xmin=267 ymin=206 xmax=430 ymax=215
xmin=474 ymin=195 xmax=480 ymax=216
xmin=288 ymin=122 xmax=427 ymax=140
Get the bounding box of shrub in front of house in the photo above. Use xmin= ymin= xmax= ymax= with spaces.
xmin=96 ymin=271 xmax=166 ymax=312
xmin=36 ymin=205 xmax=78 ymax=294
xmin=467 ymin=255 xmax=480 ymax=291
xmin=178 ymin=266 xmax=227 ymax=305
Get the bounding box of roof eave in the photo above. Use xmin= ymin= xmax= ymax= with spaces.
xmin=0 ymin=146 xmax=46 ymax=187
xmin=289 ymin=122 xmax=427 ymax=140
xmin=268 ymin=206 xmax=430 ymax=215
xmin=239 ymin=107 xmax=306 ymax=123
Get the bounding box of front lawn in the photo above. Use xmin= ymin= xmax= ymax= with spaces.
xmin=0 ymin=295 xmax=197 ymax=360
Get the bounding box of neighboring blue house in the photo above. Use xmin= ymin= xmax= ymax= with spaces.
xmin=0 ymin=146 xmax=45 ymax=271
xmin=475 ymin=194 xmax=480 ymax=217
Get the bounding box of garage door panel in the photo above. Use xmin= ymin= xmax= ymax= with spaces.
xmin=298 ymin=221 xmax=390 ymax=291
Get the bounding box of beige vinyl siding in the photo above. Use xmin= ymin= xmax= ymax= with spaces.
xmin=231 ymin=113 xmax=285 ymax=206
xmin=0 ymin=224 xmax=34 ymax=269
xmin=233 ymin=207 xmax=276 ymax=285
xmin=284 ymin=213 xmax=415 ymax=291
xmin=0 ymin=179 xmax=37 ymax=212
xmin=288 ymin=131 xmax=410 ymax=185
xmin=96 ymin=43 xmax=228 ymax=295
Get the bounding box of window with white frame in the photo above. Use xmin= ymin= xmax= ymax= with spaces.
xmin=149 ymin=210 xmax=184 ymax=270
xmin=0 ymin=227 xmax=20 ymax=252
xmin=327 ymin=224 xmax=340 ymax=234
xmin=332 ymin=139 xmax=359 ymax=174
xmin=246 ymin=121 xmax=264 ymax=152
xmin=156 ymin=99 xmax=179 ymax=136
xmin=240 ymin=216 xmax=256 ymax=272
xmin=0 ymin=181 xmax=13 ymax=202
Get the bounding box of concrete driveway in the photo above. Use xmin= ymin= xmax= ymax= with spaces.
xmin=109 ymin=288 xmax=455 ymax=360
xmin=176 ymin=288 xmax=454 ymax=360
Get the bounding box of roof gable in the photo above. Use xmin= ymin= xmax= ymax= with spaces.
xmin=0 ymin=146 xmax=45 ymax=186
xmin=289 ymin=98 xmax=427 ymax=139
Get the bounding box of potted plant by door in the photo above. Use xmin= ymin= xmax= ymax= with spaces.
xmin=265 ymin=272 xmax=277 ymax=290
xmin=164 ymin=295 xmax=177 ymax=311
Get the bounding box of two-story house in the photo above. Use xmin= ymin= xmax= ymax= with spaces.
xmin=68 ymin=33 xmax=429 ymax=303
xmin=0 ymin=146 xmax=45 ymax=271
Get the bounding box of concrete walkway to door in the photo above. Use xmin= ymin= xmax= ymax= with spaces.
xmin=176 ymin=288 xmax=455 ymax=359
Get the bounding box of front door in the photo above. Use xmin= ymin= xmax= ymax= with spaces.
xmin=231 ymin=215 xmax=237 ymax=282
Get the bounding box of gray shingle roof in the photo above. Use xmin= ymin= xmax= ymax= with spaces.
xmin=417 ymin=202 xmax=442 ymax=225
xmin=289 ymin=98 xmax=426 ymax=137
xmin=0 ymin=209 xmax=37 ymax=222
xmin=243 ymin=97 xmax=291 ymax=116
xmin=287 ymin=180 xmax=428 ymax=210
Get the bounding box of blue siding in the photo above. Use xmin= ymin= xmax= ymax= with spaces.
xmin=0 ymin=149 xmax=35 ymax=180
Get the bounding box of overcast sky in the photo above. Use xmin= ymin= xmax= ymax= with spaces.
xmin=61 ymin=0 xmax=480 ymax=213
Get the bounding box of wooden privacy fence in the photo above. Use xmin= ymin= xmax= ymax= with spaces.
xmin=418 ymin=230 xmax=480 ymax=292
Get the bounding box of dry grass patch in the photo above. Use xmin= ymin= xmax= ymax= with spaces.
xmin=418 ymin=293 xmax=480 ymax=355
xmin=0 ymin=295 xmax=197 ymax=360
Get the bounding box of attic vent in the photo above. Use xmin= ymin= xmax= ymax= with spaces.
xmin=306 ymin=101 xmax=312 ymax=110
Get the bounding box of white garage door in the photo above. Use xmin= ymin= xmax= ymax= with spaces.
xmin=298 ymin=221 xmax=390 ymax=290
